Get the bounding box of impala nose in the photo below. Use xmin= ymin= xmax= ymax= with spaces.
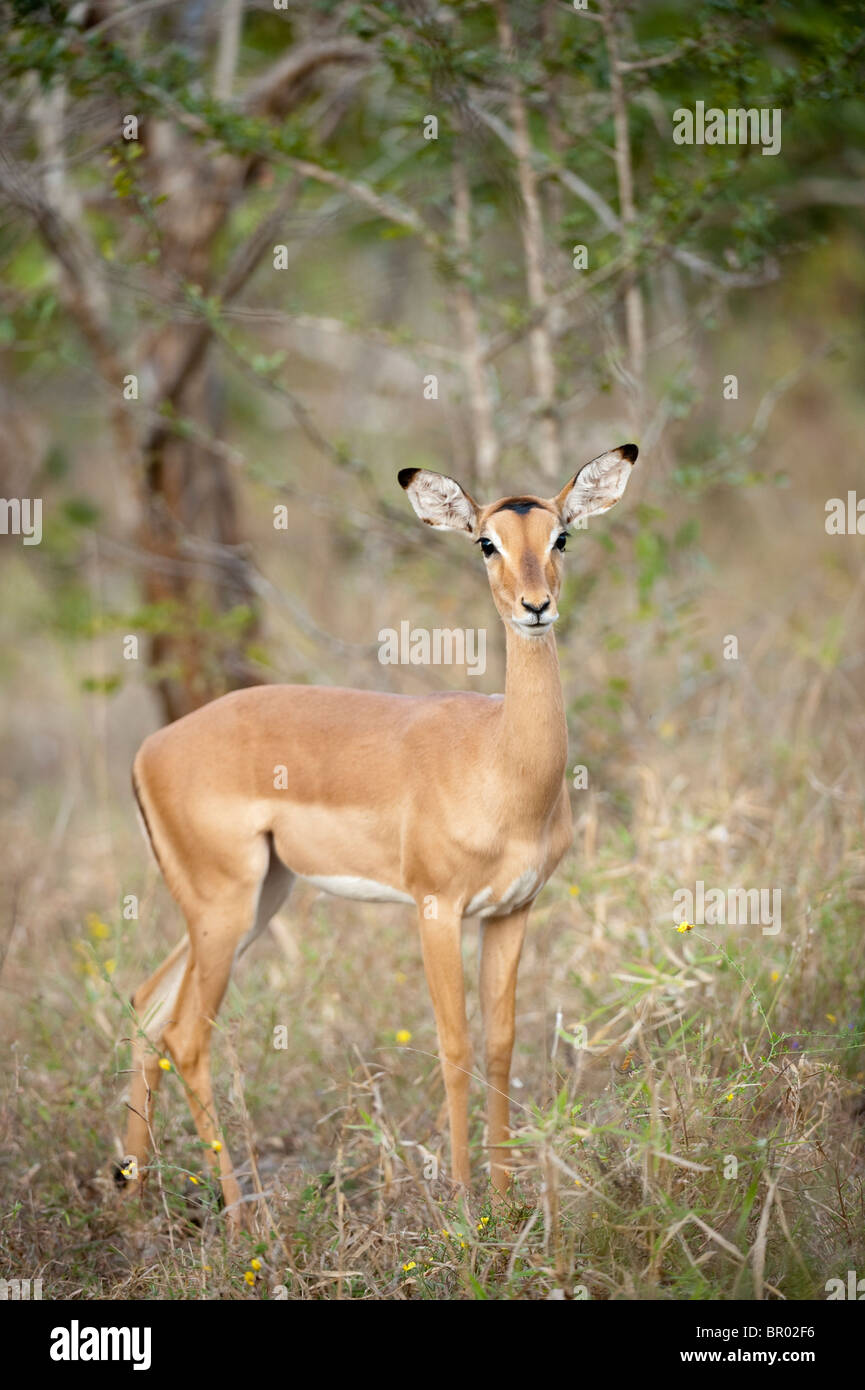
xmin=521 ymin=598 xmax=550 ymax=617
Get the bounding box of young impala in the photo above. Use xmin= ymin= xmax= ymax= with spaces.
xmin=118 ymin=443 xmax=638 ymax=1222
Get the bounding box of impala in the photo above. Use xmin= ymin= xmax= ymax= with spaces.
xmin=118 ymin=443 xmax=638 ymax=1221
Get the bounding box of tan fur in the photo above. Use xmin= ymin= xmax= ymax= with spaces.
xmin=120 ymin=446 xmax=637 ymax=1218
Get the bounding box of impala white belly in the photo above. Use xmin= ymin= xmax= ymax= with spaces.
xmin=302 ymin=874 xmax=415 ymax=905
xmin=300 ymin=867 xmax=543 ymax=918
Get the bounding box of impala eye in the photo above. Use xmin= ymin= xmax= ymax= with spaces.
xmin=479 ymin=537 xmax=497 ymax=558
xmin=555 ymin=532 xmax=568 ymax=552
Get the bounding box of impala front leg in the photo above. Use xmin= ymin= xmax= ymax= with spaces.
xmin=479 ymin=905 xmax=528 ymax=1195
xmin=417 ymin=905 xmax=472 ymax=1187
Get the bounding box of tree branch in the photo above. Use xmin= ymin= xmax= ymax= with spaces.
xmin=144 ymin=175 xmax=302 ymax=450
xmin=777 ymin=177 xmax=865 ymax=212
xmin=283 ymin=155 xmax=443 ymax=256
xmin=494 ymin=0 xmax=561 ymax=478
xmin=469 ymin=97 xmax=771 ymax=289
xmin=617 ymin=46 xmax=685 ymax=73
xmin=599 ymin=0 xmax=645 ymax=395
xmin=214 ymin=0 xmax=245 ymax=103
xmin=0 ymin=148 xmax=133 ymax=453
xmin=242 ymin=39 xmax=370 ymax=118
xmin=451 ymin=146 xmax=499 ymax=480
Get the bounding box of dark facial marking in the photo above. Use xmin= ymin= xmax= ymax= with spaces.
xmin=490 ymin=499 xmax=551 ymax=516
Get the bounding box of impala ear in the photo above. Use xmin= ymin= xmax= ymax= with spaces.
xmin=398 ymin=467 xmax=480 ymax=535
xmin=554 ymin=444 xmax=638 ymax=525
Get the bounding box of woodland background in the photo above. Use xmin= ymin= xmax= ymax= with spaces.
xmin=1 ymin=0 xmax=865 ymax=1300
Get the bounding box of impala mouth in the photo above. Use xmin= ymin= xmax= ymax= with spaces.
xmin=510 ymin=614 xmax=558 ymax=637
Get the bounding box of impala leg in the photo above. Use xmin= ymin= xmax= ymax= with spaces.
xmin=120 ymin=820 xmax=291 ymax=1226
xmin=418 ymin=908 xmax=472 ymax=1187
xmin=123 ymin=1045 xmax=163 ymax=1190
xmin=161 ymin=890 xmax=261 ymax=1227
xmin=479 ymin=906 xmax=528 ymax=1195
xmin=121 ymin=936 xmax=190 ymax=1194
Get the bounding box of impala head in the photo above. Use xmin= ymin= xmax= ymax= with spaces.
xmin=399 ymin=444 xmax=638 ymax=638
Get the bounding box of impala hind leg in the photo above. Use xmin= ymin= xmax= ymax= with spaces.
xmin=479 ymin=906 xmax=528 ymax=1195
xmin=162 ymin=856 xmax=293 ymax=1225
xmin=418 ymin=907 xmax=472 ymax=1186
xmin=120 ymin=902 xmax=252 ymax=1219
xmin=161 ymin=925 xmax=247 ymax=1221
xmin=120 ymin=936 xmax=190 ymax=1194
xmin=121 ymin=838 xmax=293 ymax=1224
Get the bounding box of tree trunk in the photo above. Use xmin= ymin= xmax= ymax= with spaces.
xmin=136 ymin=124 xmax=259 ymax=722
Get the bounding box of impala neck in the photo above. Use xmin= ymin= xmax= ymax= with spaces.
xmin=499 ymin=624 xmax=568 ymax=814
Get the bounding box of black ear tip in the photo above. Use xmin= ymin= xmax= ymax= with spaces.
xmin=398 ymin=468 xmax=419 ymax=490
xmin=621 ymin=443 xmax=639 ymax=463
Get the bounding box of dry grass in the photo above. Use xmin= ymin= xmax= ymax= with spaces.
xmin=2 ymin=427 xmax=865 ymax=1300
xmin=2 ymin=245 xmax=865 ymax=1297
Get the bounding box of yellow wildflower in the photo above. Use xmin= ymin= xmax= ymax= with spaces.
xmin=211 ymin=1140 xmax=222 ymax=1153
xmin=86 ymin=913 xmax=111 ymax=940
xmin=396 ymin=1029 xmax=412 ymax=1045
xmin=244 ymin=1270 xmax=255 ymax=1285
xmin=402 ymin=1261 xmax=417 ymax=1272
xmin=676 ymin=922 xmax=694 ymax=934
xmin=250 ymin=1259 xmax=262 ymax=1272
xmin=158 ymin=1058 xmax=171 ymax=1072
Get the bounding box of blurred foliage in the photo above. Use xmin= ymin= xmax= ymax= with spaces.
xmin=0 ymin=0 xmax=863 ymax=697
